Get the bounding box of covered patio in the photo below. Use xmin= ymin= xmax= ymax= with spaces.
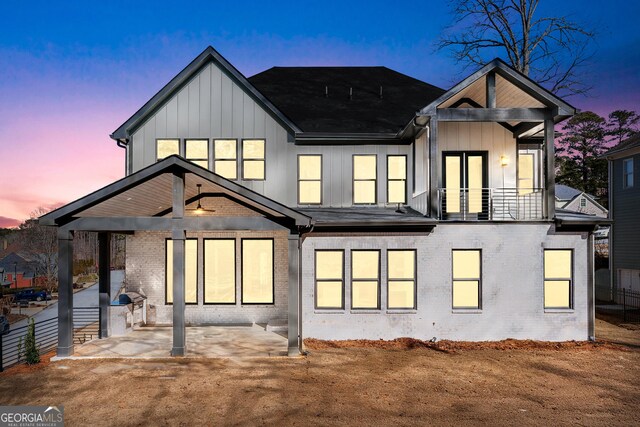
xmin=40 ymin=156 xmax=312 ymax=358
xmin=73 ymin=325 xmax=288 ymax=359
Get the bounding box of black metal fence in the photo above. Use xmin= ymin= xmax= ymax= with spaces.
xmin=596 ymin=287 xmax=640 ymax=324
xmin=0 ymin=306 xmax=99 ymax=372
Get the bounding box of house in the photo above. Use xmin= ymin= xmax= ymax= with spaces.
xmin=0 ymin=252 xmax=36 ymax=289
xmin=41 ymin=46 xmax=606 ymax=358
xmin=604 ymin=134 xmax=640 ymax=293
xmin=555 ymin=184 xmax=608 ymax=218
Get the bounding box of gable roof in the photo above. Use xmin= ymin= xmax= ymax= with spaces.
xmin=555 ymin=184 xmax=583 ymax=201
xmin=603 ymin=133 xmax=640 ymax=159
xmin=248 ymin=66 xmax=445 ymax=135
xmin=40 ymin=156 xmax=312 ymax=228
xmin=110 ymin=46 xmax=301 ymax=141
xmin=419 ymin=58 xmax=576 ymax=119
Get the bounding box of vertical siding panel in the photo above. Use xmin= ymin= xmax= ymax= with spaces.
xmin=232 ymin=84 xmax=244 ymax=136
xmin=243 ymin=94 xmax=254 ymax=137
xmin=166 ymin=98 xmax=178 ymax=137
xmin=188 ymin=76 xmax=200 ymax=137
xmin=177 ymin=87 xmax=189 ymax=137
xmin=211 ymin=65 xmax=222 ymax=136
xmin=199 ymin=64 xmax=211 ymax=137
xmin=220 ymin=73 xmax=232 ymax=137
xmin=155 ymin=106 xmax=167 ymax=142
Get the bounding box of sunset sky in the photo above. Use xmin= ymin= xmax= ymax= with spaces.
xmin=1 ymin=1 xmax=638 ymax=227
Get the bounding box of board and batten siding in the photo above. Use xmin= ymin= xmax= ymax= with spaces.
xmin=438 ymin=121 xmax=517 ymax=189
xmin=612 ymin=153 xmax=640 ymax=271
xmin=129 ymin=61 xmax=414 ymax=208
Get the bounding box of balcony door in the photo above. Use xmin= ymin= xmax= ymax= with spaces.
xmin=442 ymin=152 xmax=488 ymax=219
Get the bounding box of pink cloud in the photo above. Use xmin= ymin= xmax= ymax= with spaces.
xmin=0 ymin=216 xmax=21 ymax=229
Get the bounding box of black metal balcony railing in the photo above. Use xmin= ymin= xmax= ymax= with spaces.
xmin=437 ymin=188 xmax=545 ymax=221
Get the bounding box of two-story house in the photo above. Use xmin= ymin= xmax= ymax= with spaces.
xmin=42 ymin=46 xmax=604 ymax=358
xmin=604 ymin=135 xmax=640 ymax=293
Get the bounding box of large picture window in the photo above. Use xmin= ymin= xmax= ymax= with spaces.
xmin=242 ymin=139 xmax=266 ymax=180
xmin=315 ymin=250 xmax=344 ymax=309
xmin=298 ymin=155 xmax=322 ymax=204
xmin=351 ymin=250 xmax=380 ymax=309
xmin=157 ymin=139 xmax=180 ymax=161
xmin=387 ymin=155 xmax=407 ymax=204
xmin=452 ymin=249 xmax=481 ymax=309
xmin=214 ymin=139 xmax=237 ymax=179
xmin=544 ymin=249 xmax=572 ymax=309
xmin=166 ymin=239 xmax=198 ymax=304
xmin=185 ymin=139 xmax=209 ymax=168
xmin=388 ymin=250 xmax=416 ymax=309
xmin=204 ymin=239 xmax=236 ymax=304
xmin=353 ymin=155 xmax=377 ymax=204
xmin=241 ymin=239 xmax=274 ymax=304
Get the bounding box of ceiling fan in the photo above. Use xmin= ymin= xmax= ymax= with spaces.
xmin=186 ymin=184 xmax=216 ymax=214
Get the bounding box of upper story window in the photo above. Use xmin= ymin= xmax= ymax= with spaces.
xmin=185 ymin=139 xmax=209 ymax=168
xmin=387 ymin=155 xmax=407 ymax=204
xmin=353 ymin=155 xmax=377 ymax=204
xmin=214 ymin=139 xmax=237 ymax=180
xmin=242 ymin=139 xmax=266 ymax=180
xmin=623 ymin=158 xmax=634 ymax=188
xmin=298 ymin=155 xmax=322 ymax=205
xmin=580 ymin=197 xmax=587 ymax=207
xmin=157 ymin=139 xmax=179 ymax=160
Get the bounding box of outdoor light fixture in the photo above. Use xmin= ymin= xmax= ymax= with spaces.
xmin=194 ymin=184 xmax=204 ymax=214
xmin=500 ymin=155 xmax=509 ymax=167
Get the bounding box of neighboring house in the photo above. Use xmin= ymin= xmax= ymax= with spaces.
xmin=555 ymin=184 xmax=608 ymax=218
xmin=0 ymin=252 xmax=36 ymax=289
xmin=604 ymin=134 xmax=640 ymax=294
xmin=41 ymin=46 xmax=606 ymax=358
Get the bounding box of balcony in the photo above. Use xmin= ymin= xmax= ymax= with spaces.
xmin=437 ymin=188 xmax=545 ymax=221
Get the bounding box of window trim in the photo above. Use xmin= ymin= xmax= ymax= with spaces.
xmin=297 ymin=154 xmax=323 ymax=205
xmin=241 ymin=138 xmax=266 ymax=181
xmin=314 ymin=249 xmax=345 ymax=310
xmin=352 ymin=154 xmax=378 ymax=205
xmin=451 ymin=249 xmax=482 ymax=310
xmin=184 ymin=138 xmax=210 ymax=169
xmin=203 ymin=238 xmax=237 ymax=305
xmin=213 ymin=138 xmax=239 ymax=180
xmin=240 ymin=238 xmax=275 ymax=305
xmin=164 ymin=237 xmax=199 ymax=306
xmin=156 ymin=138 xmax=181 ymax=161
xmin=350 ymin=249 xmax=381 ymax=310
xmin=387 ymin=155 xmax=407 ymax=205
xmin=387 ymin=249 xmax=417 ymax=310
xmin=543 ymin=248 xmax=574 ymax=309
xmin=623 ymin=157 xmax=634 ymax=189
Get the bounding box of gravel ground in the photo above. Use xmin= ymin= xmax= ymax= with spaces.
xmin=0 ymin=319 xmax=638 ymax=426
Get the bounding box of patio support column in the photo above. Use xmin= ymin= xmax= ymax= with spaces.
xmin=429 ymin=117 xmax=439 ymax=218
xmin=544 ymin=117 xmax=556 ymax=219
xmin=98 ymin=232 xmax=111 ymax=339
xmin=287 ymin=233 xmax=300 ymax=356
xmin=57 ymin=229 xmax=74 ymax=357
xmin=171 ymin=171 xmax=186 ymax=357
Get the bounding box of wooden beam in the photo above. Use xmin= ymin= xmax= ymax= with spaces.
xmin=429 ymin=119 xmax=438 ymax=217
xmin=486 ymin=71 xmax=496 ymax=108
xmin=545 ymin=118 xmax=556 ymax=219
xmin=436 ymin=108 xmax=551 ymax=122
xmin=60 ymin=216 xmax=289 ymax=232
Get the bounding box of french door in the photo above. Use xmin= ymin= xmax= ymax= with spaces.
xmin=442 ymin=152 xmax=488 ymax=219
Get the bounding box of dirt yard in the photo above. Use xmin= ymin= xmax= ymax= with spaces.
xmin=1 ymin=319 xmax=639 ymax=426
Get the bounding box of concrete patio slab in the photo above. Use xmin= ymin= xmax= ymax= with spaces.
xmin=71 ymin=324 xmax=288 ymax=359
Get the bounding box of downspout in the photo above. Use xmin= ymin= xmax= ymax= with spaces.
xmin=607 ymin=157 xmax=614 ymax=300
xmin=116 ymin=138 xmax=129 ymax=176
xmin=588 ymin=230 xmax=595 ymax=341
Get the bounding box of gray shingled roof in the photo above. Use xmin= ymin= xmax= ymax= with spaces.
xmin=555 ymin=184 xmax=582 ymax=201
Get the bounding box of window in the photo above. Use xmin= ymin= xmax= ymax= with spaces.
xmin=166 ymin=239 xmax=198 ymax=304
xmin=387 ymin=155 xmax=407 ymax=204
xmin=452 ymin=250 xmax=481 ymax=309
xmin=351 ymin=250 xmax=380 ymax=309
xmin=157 ymin=139 xmax=179 ymax=160
xmin=204 ymin=239 xmax=235 ymax=304
xmin=315 ymin=250 xmax=344 ymax=309
xmin=623 ymin=158 xmax=634 ymax=188
xmin=353 ymin=155 xmax=377 ymax=204
xmin=214 ymin=139 xmax=237 ymax=179
xmin=544 ymin=249 xmax=572 ymax=309
xmin=242 ymin=139 xmax=265 ymax=180
xmin=388 ymin=250 xmax=416 ymax=309
xmin=298 ymin=155 xmax=322 ymax=204
xmin=580 ymin=197 xmax=587 ymax=207
xmin=241 ymin=239 xmax=273 ymax=304
xmin=185 ymin=139 xmax=209 ymax=168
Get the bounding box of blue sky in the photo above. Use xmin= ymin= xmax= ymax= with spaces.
xmin=0 ymin=1 xmax=638 ymax=226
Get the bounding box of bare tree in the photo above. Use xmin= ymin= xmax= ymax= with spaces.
xmin=20 ymin=208 xmax=58 ymax=296
xmin=438 ymin=0 xmax=595 ymax=96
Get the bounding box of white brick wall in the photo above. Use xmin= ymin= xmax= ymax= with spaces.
xmin=301 ymin=224 xmax=590 ymax=341
xmin=126 ymin=230 xmax=289 ymax=325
